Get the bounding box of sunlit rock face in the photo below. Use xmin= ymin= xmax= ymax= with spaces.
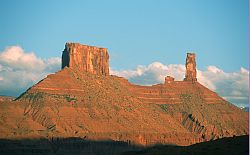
xmin=184 ymin=53 xmax=197 ymax=82
xmin=62 ymin=43 xmax=109 ymax=76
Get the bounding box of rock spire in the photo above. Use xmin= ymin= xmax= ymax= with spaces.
xmin=184 ymin=53 xmax=197 ymax=82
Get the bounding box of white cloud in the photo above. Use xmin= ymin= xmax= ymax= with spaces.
xmin=111 ymin=62 xmax=186 ymax=86
xmin=0 ymin=46 xmax=61 ymax=97
xmin=111 ymin=62 xmax=249 ymax=107
xmin=0 ymin=46 xmax=46 ymax=72
xmin=45 ymin=57 xmax=61 ymax=72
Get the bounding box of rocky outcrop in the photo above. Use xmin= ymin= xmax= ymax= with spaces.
xmin=184 ymin=53 xmax=197 ymax=82
xmin=165 ymin=76 xmax=175 ymax=84
xmin=62 ymin=43 xmax=109 ymax=76
xmin=181 ymin=112 xmax=205 ymax=134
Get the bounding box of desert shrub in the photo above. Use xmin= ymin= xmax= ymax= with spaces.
xmin=64 ymin=95 xmax=77 ymax=102
xmin=24 ymin=92 xmax=44 ymax=102
xmin=158 ymin=104 xmax=168 ymax=112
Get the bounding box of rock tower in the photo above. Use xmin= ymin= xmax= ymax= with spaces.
xmin=184 ymin=53 xmax=197 ymax=82
xmin=62 ymin=43 xmax=109 ymax=76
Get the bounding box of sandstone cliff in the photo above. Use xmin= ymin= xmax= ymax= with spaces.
xmin=62 ymin=43 xmax=109 ymax=76
xmin=184 ymin=53 xmax=197 ymax=82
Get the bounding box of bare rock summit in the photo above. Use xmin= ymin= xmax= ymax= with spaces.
xmin=62 ymin=43 xmax=109 ymax=76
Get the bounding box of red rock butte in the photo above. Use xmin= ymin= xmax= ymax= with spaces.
xmin=62 ymin=43 xmax=109 ymax=76
xmin=0 ymin=42 xmax=248 ymax=147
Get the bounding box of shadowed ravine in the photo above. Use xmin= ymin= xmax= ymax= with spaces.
xmin=0 ymin=135 xmax=248 ymax=155
xmin=0 ymin=138 xmax=141 ymax=155
xmin=121 ymin=135 xmax=249 ymax=155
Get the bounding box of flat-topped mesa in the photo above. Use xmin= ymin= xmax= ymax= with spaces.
xmin=62 ymin=43 xmax=109 ymax=76
xmin=184 ymin=53 xmax=197 ymax=82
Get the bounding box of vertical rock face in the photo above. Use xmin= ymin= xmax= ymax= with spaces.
xmin=62 ymin=43 xmax=109 ymax=76
xmin=184 ymin=53 xmax=197 ymax=82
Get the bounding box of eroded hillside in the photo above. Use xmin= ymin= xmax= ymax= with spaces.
xmin=0 ymin=43 xmax=248 ymax=147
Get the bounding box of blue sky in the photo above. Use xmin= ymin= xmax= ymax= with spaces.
xmin=0 ymin=0 xmax=248 ymax=71
xmin=0 ymin=0 xmax=249 ymax=107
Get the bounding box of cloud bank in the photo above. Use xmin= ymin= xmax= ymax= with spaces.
xmin=0 ymin=46 xmax=61 ymax=96
xmin=0 ymin=46 xmax=248 ymax=107
xmin=111 ymin=62 xmax=249 ymax=107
